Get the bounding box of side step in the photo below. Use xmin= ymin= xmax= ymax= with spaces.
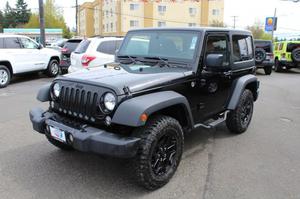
xmin=194 ymin=111 xmax=229 ymax=129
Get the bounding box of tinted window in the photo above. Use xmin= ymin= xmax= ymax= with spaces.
xmin=97 ymin=41 xmax=117 ymax=55
xmin=0 ymin=38 xmax=4 ymax=48
xmin=4 ymin=37 xmax=21 ymax=48
xmin=206 ymin=35 xmax=229 ymax=66
xmin=254 ymin=40 xmax=273 ymax=53
xmin=287 ymin=43 xmax=300 ymax=52
xmin=74 ymin=40 xmax=91 ymax=54
xmin=232 ymin=35 xmax=254 ymax=62
xmin=20 ymin=38 xmax=38 ymax=49
xmin=63 ymin=40 xmax=82 ymax=52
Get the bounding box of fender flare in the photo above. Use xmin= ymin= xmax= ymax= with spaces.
xmin=227 ymin=74 xmax=259 ymax=110
xmin=112 ymin=91 xmax=194 ymax=127
xmin=37 ymin=83 xmax=51 ymax=102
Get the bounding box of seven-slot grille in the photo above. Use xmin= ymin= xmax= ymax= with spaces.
xmin=53 ymin=84 xmax=106 ymax=122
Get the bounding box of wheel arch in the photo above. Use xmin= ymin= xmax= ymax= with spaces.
xmin=49 ymin=56 xmax=60 ymax=64
xmin=0 ymin=61 xmax=13 ymax=77
xmin=111 ymin=91 xmax=194 ymax=130
xmin=226 ymin=74 xmax=259 ymax=110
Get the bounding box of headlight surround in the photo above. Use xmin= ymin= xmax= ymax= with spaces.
xmin=103 ymin=92 xmax=116 ymax=111
xmin=52 ymin=83 xmax=61 ymax=98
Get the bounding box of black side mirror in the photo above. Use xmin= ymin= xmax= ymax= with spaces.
xmin=37 ymin=44 xmax=43 ymax=49
xmin=205 ymin=54 xmax=224 ymax=68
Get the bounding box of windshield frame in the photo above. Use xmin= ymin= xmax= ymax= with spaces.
xmin=117 ymin=29 xmax=203 ymax=66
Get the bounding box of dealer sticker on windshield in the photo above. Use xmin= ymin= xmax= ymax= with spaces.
xmin=49 ymin=126 xmax=66 ymax=143
xmin=190 ymin=36 xmax=198 ymax=50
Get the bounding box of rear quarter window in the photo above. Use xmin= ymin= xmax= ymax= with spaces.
xmin=74 ymin=40 xmax=91 ymax=54
xmin=287 ymin=43 xmax=300 ymax=52
xmin=97 ymin=40 xmax=117 ymax=55
xmin=4 ymin=37 xmax=21 ymax=49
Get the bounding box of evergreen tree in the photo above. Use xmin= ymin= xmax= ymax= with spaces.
xmin=15 ymin=0 xmax=31 ymax=25
xmin=0 ymin=11 xmax=3 ymax=32
xmin=3 ymin=2 xmax=17 ymax=28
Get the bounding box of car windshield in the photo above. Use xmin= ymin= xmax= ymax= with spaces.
xmin=118 ymin=30 xmax=200 ymax=62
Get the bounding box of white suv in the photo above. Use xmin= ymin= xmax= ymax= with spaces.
xmin=69 ymin=37 xmax=123 ymax=73
xmin=0 ymin=35 xmax=61 ymax=88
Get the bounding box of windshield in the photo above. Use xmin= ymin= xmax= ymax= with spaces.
xmin=118 ymin=30 xmax=200 ymax=61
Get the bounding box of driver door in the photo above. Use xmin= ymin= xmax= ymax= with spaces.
xmin=193 ymin=33 xmax=232 ymax=123
xmin=19 ymin=37 xmax=46 ymax=71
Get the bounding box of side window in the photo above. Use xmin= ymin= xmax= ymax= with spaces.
xmin=20 ymin=38 xmax=38 ymax=49
xmin=97 ymin=41 xmax=117 ymax=55
xmin=4 ymin=37 xmax=21 ymax=49
xmin=232 ymin=35 xmax=254 ymax=62
xmin=0 ymin=38 xmax=4 ymax=48
xmin=205 ymin=35 xmax=229 ymax=66
xmin=278 ymin=43 xmax=283 ymax=50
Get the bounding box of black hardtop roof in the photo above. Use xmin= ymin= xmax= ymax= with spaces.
xmin=128 ymin=27 xmax=252 ymax=36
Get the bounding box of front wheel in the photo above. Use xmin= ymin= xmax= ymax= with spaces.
xmin=226 ymin=89 xmax=254 ymax=134
xmin=46 ymin=59 xmax=60 ymax=77
xmin=0 ymin=65 xmax=11 ymax=88
xmin=132 ymin=115 xmax=184 ymax=190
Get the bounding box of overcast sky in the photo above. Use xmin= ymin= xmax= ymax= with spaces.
xmin=1 ymin=0 xmax=300 ymax=38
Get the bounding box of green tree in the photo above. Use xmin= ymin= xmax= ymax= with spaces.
xmin=247 ymin=22 xmax=272 ymax=41
xmin=25 ymin=0 xmax=72 ymax=38
xmin=15 ymin=0 xmax=31 ymax=25
xmin=3 ymin=2 xmax=17 ymax=28
xmin=210 ymin=20 xmax=226 ymax=27
xmin=0 ymin=10 xmax=3 ymax=32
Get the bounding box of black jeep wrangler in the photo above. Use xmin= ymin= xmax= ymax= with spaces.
xmin=254 ymin=39 xmax=274 ymax=75
xmin=30 ymin=28 xmax=259 ymax=190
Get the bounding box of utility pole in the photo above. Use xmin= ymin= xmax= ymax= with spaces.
xmin=38 ymin=0 xmax=45 ymax=46
xmin=231 ymin=16 xmax=238 ymax=29
xmin=271 ymin=8 xmax=277 ymax=41
xmin=75 ymin=0 xmax=78 ymax=36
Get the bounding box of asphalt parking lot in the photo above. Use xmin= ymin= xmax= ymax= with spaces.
xmin=0 ymin=69 xmax=300 ymax=199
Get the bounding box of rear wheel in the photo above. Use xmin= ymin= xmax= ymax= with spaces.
xmin=264 ymin=65 xmax=272 ymax=75
xmin=132 ymin=115 xmax=184 ymax=190
xmin=0 ymin=65 xmax=11 ymax=88
xmin=226 ymin=89 xmax=254 ymax=134
xmin=46 ymin=59 xmax=60 ymax=77
xmin=274 ymin=59 xmax=283 ymax=72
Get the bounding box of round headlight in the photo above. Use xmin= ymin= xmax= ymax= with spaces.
xmin=104 ymin=92 xmax=116 ymax=111
xmin=53 ymin=83 xmax=61 ymax=98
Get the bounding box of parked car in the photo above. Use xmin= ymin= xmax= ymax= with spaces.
xmin=0 ymin=35 xmax=61 ymax=88
xmin=274 ymin=41 xmax=300 ymax=72
xmin=48 ymin=39 xmax=67 ymax=51
xmin=59 ymin=38 xmax=82 ymax=74
xmin=30 ymin=27 xmax=259 ymax=190
xmin=254 ymin=40 xmax=274 ymax=75
xmin=68 ymin=37 xmax=123 ymax=73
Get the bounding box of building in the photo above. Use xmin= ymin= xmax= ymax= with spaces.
xmin=3 ymin=28 xmax=63 ymax=43
xmin=78 ymin=0 xmax=224 ymax=37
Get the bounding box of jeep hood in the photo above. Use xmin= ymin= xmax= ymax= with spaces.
xmin=63 ymin=65 xmax=187 ymax=95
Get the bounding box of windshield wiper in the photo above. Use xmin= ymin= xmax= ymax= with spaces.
xmin=143 ymin=56 xmax=171 ymax=68
xmin=117 ymin=55 xmax=139 ymax=64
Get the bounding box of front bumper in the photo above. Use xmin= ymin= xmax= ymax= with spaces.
xmin=29 ymin=108 xmax=140 ymax=158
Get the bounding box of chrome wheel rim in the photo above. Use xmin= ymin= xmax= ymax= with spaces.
xmin=51 ymin=62 xmax=59 ymax=75
xmin=0 ymin=69 xmax=8 ymax=85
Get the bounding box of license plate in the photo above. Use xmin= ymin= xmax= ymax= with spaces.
xmin=49 ymin=126 xmax=66 ymax=143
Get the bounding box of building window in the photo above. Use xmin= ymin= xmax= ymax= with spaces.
xmin=106 ymin=10 xmax=109 ymax=17
xmin=111 ymin=9 xmax=113 ymax=17
xmin=158 ymin=5 xmax=166 ymax=13
xmin=212 ymin=9 xmax=220 ymax=16
xmin=106 ymin=24 xmax=109 ymax=32
xmin=111 ymin=23 xmax=113 ymax=31
xmin=130 ymin=20 xmax=139 ymax=28
xmin=188 ymin=23 xmax=197 ymax=27
xmin=158 ymin=21 xmax=166 ymax=27
xmin=189 ymin=8 xmax=197 ymax=16
xmin=130 ymin=3 xmax=139 ymax=10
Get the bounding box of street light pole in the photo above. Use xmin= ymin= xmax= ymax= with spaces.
xmin=271 ymin=8 xmax=277 ymax=41
xmin=75 ymin=0 xmax=78 ymax=36
xmin=38 ymin=0 xmax=45 ymax=46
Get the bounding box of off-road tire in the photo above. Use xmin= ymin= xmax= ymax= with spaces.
xmin=291 ymin=48 xmax=300 ymax=62
xmin=0 ymin=65 xmax=11 ymax=88
xmin=132 ymin=115 xmax=184 ymax=190
xmin=46 ymin=59 xmax=60 ymax=77
xmin=226 ymin=89 xmax=254 ymax=134
xmin=255 ymin=48 xmax=266 ymax=64
xmin=46 ymin=134 xmax=73 ymax=151
xmin=264 ymin=65 xmax=272 ymax=75
xmin=274 ymin=59 xmax=282 ymax=72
